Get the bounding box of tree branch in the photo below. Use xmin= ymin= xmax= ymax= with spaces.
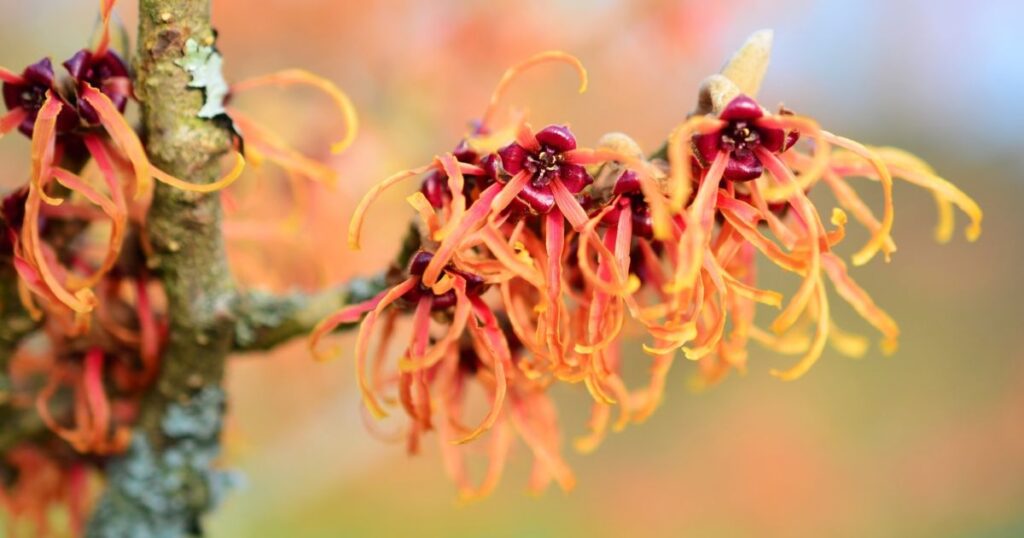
xmin=231 ymin=224 xmax=420 ymax=353
xmin=87 ymin=1 xmax=238 ymax=535
xmin=231 ymin=274 xmax=386 ymax=352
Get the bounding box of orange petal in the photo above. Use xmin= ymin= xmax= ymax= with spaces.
xmin=770 ymin=277 xmax=829 ymax=381
xmin=0 ymin=107 xmax=28 ymax=138
xmin=309 ymin=288 xmax=390 ymax=363
xmin=354 ymin=277 xmax=420 ymax=418
xmin=348 ymin=161 xmax=436 ymax=250
xmin=51 ymin=167 xmax=124 ymax=291
xmin=667 ymin=116 xmax=726 ymax=210
xmin=434 ymin=153 xmax=467 ymax=240
xmin=821 ymin=253 xmax=899 ymax=350
xmin=94 ymin=0 xmax=117 ymax=56
xmin=821 ymin=132 xmax=894 ymax=265
xmin=150 ymin=151 xmax=245 ymax=193
xmin=230 ymin=110 xmax=338 ymax=183
xmin=400 ymin=278 xmax=473 ymax=371
xmin=454 ymin=300 xmax=509 ymax=444
xmin=549 ymin=177 xmax=589 ymax=231
xmin=422 ymin=181 xmax=511 ymax=287
xmin=481 ymin=51 xmax=587 ymax=129
xmin=231 ymin=69 xmax=358 ymax=153
xmin=81 ymin=85 xmax=152 ymax=199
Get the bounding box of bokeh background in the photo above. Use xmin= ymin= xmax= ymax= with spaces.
xmin=2 ymin=0 xmax=1023 ymax=536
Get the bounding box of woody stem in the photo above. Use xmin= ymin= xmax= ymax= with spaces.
xmin=86 ymin=1 xmax=236 ymax=535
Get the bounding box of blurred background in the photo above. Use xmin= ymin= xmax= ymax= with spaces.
xmin=2 ymin=0 xmax=1023 ymax=536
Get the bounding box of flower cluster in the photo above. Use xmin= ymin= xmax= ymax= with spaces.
xmin=312 ymin=41 xmax=982 ymax=498
xmin=0 ymin=1 xmax=358 ymax=534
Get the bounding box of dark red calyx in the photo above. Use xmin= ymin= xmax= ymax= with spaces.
xmin=457 ymin=346 xmax=481 ymax=375
xmin=420 ymin=171 xmax=450 ymax=209
xmin=612 ymin=170 xmax=641 ymax=196
xmin=0 ymin=188 xmax=29 ymax=254
xmin=692 ymin=94 xmax=794 ymax=183
xmin=495 ymin=124 xmax=591 ymax=215
xmin=2 ymin=58 xmax=78 ymax=136
xmin=405 ymin=251 xmax=488 ymax=310
xmin=452 ymin=139 xmax=478 ymax=164
xmin=64 ymin=49 xmax=131 ymax=124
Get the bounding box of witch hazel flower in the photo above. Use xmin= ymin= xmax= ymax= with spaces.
xmin=315 ymin=31 xmax=981 ymax=500
xmin=309 ymin=250 xmax=582 ymax=498
xmin=0 ymin=0 xmax=245 ymax=321
xmin=310 ymin=250 xmax=509 ymax=438
xmin=0 ymin=59 xmax=77 ymax=137
xmin=347 ymin=50 xmax=588 ymax=253
xmin=691 ymin=94 xmax=798 ymax=182
xmin=338 ymin=50 xmax=707 ymax=466
xmin=311 ymin=281 xmax=576 ymax=498
xmin=662 ymin=30 xmax=981 ymax=383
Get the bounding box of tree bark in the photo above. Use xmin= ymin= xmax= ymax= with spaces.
xmin=86 ymin=1 xmax=237 ymax=535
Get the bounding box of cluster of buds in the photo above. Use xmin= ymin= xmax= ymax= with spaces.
xmin=312 ymin=34 xmax=982 ymax=498
xmin=0 ymin=1 xmax=358 ymax=533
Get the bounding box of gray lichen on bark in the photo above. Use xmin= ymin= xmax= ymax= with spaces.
xmin=86 ymin=387 xmax=240 ymax=538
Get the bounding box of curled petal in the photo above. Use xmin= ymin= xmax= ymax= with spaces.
xmin=0 ymin=107 xmax=28 ymax=138
xmin=455 ymin=298 xmax=509 ymax=444
xmin=424 ymin=176 xmax=525 ymax=287
xmin=481 ymin=51 xmax=587 ymax=129
xmin=828 ymin=321 xmax=869 ymax=358
xmin=406 ymin=192 xmax=441 ymax=237
xmin=231 ymin=69 xmax=359 ymax=153
xmin=839 ymin=147 xmax=982 ymax=243
xmin=400 ymin=278 xmax=473 ymax=371
xmin=354 ymin=277 xmax=420 ymax=418
xmin=718 ymin=262 xmax=782 ymax=307
xmin=51 ymin=167 xmax=124 ymax=291
xmin=433 ymin=153 xmax=467 ymax=240
xmin=665 ymin=152 xmax=727 ymax=294
xmin=509 ymin=393 xmax=576 ymax=492
xmin=820 ymin=166 xmax=896 ymax=254
xmin=479 ymin=224 xmax=544 ymax=288
xmin=757 ymin=148 xmax=822 ymax=335
xmin=36 ymin=371 xmax=86 ymax=449
xmin=821 ymin=132 xmax=894 ymax=265
xmin=309 ymin=287 xmax=391 ymax=362
xmin=81 ymin=348 xmax=113 ymax=452
xmin=770 ymin=277 xmax=829 ymax=381
xmin=150 ymin=151 xmax=246 ymax=194
xmin=756 ymin=115 xmax=829 ymax=200
xmin=549 ymin=178 xmax=589 ymax=230
xmin=577 ymin=204 xmax=633 ymax=297
xmin=135 ymin=277 xmax=160 ymax=382
xmin=95 ymin=0 xmax=117 ymax=56
xmin=719 ymin=205 xmax=804 ymax=273
xmin=81 ymin=85 xmax=152 ymax=199
xmin=231 ymin=110 xmax=338 ymax=183
xmin=821 ymin=253 xmax=899 ymax=352
xmin=667 ymin=116 xmax=726 ymax=210
xmin=30 ymin=93 xmax=64 ymax=205
xmin=573 ymin=402 xmax=610 ymax=454
xmin=348 ymin=162 xmax=436 ymax=250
